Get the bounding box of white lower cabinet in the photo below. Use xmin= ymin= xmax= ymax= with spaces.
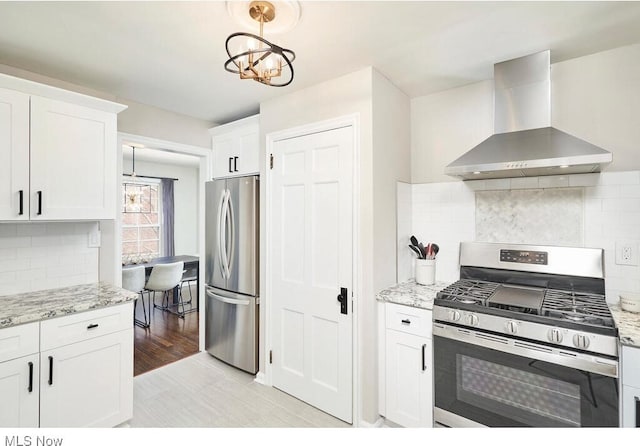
xmin=40 ymin=329 xmax=133 ymax=427
xmin=0 ymin=353 xmax=39 ymax=427
xmin=380 ymin=302 xmax=433 ymax=427
xmin=0 ymin=303 xmax=133 ymax=428
xmin=621 ymin=345 xmax=640 ymax=427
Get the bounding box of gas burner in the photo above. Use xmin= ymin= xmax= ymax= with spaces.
xmin=541 ymin=289 xmax=614 ymax=328
xmin=456 ymin=297 xmax=483 ymax=305
xmin=437 ymin=279 xmax=500 ymax=304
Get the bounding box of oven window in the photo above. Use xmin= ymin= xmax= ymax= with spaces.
xmin=457 ymin=355 xmax=581 ymax=426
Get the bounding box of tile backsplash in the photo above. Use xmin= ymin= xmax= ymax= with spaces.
xmin=398 ymin=171 xmax=640 ymax=303
xmin=0 ymin=222 xmax=99 ymax=296
xmin=476 ymin=188 xmax=584 ymax=246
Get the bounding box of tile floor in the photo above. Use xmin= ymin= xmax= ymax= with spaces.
xmin=128 ymin=352 xmax=350 ymax=428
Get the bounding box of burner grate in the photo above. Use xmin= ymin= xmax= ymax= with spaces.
xmin=541 ymin=289 xmax=614 ymax=328
xmin=437 ymin=280 xmax=500 ymax=304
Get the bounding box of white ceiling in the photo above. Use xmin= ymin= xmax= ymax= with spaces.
xmin=1 ymin=1 xmax=640 ymax=124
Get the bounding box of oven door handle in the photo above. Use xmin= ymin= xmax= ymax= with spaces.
xmin=432 ymin=323 xmax=618 ymax=378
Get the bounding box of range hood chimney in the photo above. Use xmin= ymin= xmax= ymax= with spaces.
xmin=445 ymin=50 xmax=612 ymax=180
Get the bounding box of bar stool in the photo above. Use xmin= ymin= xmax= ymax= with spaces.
xmin=147 ymin=261 xmax=184 ymax=316
xmin=122 ymin=266 xmax=149 ymax=328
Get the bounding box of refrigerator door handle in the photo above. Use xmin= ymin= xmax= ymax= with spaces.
xmin=226 ymin=190 xmax=235 ymax=277
xmin=216 ymin=189 xmax=228 ymax=279
xmin=206 ymin=289 xmax=250 ymax=306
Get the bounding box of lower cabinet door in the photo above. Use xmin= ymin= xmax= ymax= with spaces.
xmin=385 ymin=329 xmax=433 ymax=427
xmin=0 ymin=353 xmax=39 ymax=427
xmin=622 ymin=385 xmax=640 ymax=427
xmin=39 ymin=329 xmax=133 ymax=427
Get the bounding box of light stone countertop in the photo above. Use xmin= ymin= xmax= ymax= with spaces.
xmin=0 ymin=282 xmax=138 ymax=329
xmin=375 ymin=279 xmax=450 ymax=310
xmin=609 ymin=303 xmax=640 ymax=348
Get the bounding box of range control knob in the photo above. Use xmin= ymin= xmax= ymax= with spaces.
xmin=466 ymin=314 xmax=479 ymax=327
xmin=573 ymin=333 xmax=590 ymax=349
xmin=548 ymin=328 xmax=563 ymax=344
xmin=448 ymin=310 xmax=461 ymax=322
xmin=505 ymin=321 xmax=518 ymax=335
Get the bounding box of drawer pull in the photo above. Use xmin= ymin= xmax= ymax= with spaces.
xmin=87 ymin=323 xmax=99 ymax=330
xmin=28 ymin=361 xmax=34 ymax=393
xmin=636 ymin=396 xmax=640 ymax=428
xmin=422 ymin=344 xmax=427 ymax=371
xmin=401 ymin=319 xmax=411 ymax=325
xmin=48 ymin=356 xmax=53 ymax=386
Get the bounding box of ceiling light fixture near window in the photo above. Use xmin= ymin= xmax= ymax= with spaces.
xmin=224 ymin=1 xmax=299 ymax=87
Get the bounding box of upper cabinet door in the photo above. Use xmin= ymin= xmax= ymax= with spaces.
xmin=0 ymin=88 xmax=29 ymax=221
xmin=30 ymin=96 xmax=116 ymax=220
xmin=210 ymin=115 xmax=259 ymax=179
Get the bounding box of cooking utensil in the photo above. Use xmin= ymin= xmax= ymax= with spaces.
xmin=432 ymin=243 xmax=439 ymax=256
xmin=418 ymin=242 xmax=426 ymax=259
xmin=408 ymin=245 xmax=422 ymax=258
xmin=410 ymin=235 xmax=420 ymax=249
xmin=426 ymin=243 xmax=432 ymax=258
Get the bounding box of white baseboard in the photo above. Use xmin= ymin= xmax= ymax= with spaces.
xmin=253 ymin=371 xmax=267 ymax=385
xmin=358 ymin=416 xmax=385 ymax=428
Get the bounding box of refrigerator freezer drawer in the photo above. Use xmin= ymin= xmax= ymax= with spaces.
xmin=205 ymin=287 xmax=259 ymax=374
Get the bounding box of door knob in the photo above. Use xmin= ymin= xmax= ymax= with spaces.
xmin=337 ymin=287 xmax=348 ymax=315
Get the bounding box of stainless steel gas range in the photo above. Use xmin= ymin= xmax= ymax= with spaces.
xmin=433 ymin=242 xmax=619 ymax=428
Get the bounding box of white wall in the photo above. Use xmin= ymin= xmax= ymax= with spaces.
xmin=121 ymin=157 xmax=200 ymax=256
xmin=411 ymin=43 xmax=640 ymax=183
xmin=0 ymin=222 xmax=99 ymax=296
xmin=0 ymin=63 xmax=214 ymax=148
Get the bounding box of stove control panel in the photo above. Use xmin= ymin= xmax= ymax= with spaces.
xmin=500 ymin=249 xmax=548 ymax=265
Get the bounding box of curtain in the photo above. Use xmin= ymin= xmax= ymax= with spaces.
xmin=161 ymin=178 xmax=175 ymax=257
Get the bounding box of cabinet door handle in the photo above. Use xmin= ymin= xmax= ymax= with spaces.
xmin=48 ymin=356 xmax=53 ymax=385
xmin=228 ymin=157 xmax=233 ymax=173
xmin=234 ymin=156 xmax=238 ymax=172
xmin=87 ymin=323 xmax=99 ymax=329
xmin=401 ymin=318 xmax=411 ymax=325
xmin=18 ymin=190 xmax=24 ymax=216
xmin=37 ymin=191 xmax=42 ymax=215
xmin=421 ymin=344 xmax=427 ymax=371
xmin=28 ymin=361 xmax=34 ymax=393
xmin=636 ymin=396 xmax=640 ymax=427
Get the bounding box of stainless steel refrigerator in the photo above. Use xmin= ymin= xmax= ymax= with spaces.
xmin=205 ymin=175 xmax=259 ymax=374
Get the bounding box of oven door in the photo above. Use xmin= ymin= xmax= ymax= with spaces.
xmin=433 ymin=323 xmax=619 ymax=427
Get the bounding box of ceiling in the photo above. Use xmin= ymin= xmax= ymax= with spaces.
xmin=1 ymin=1 xmax=640 ymax=124
xmin=122 ymin=146 xmax=200 ymax=168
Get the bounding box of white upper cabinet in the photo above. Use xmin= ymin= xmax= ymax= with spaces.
xmin=0 ymin=88 xmax=29 ymax=221
xmin=0 ymin=73 xmax=126 ymax=221
xmin=210 ymin=115 xmax=259 ymax=179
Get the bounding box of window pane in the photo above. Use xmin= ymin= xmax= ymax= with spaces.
xmin=140 ymin=240 xmax=159 ymax=255
xmin=122 ymin=213 xmax=139 ymax=225
xmin=122 ymin=227 xmax=138 ymax=241
xmin=122 ymin=181 xmax=162 ymax=264
xmin=122 ymin=241 xmax=139 ymax=255
xmin=140 ymin=227 xmax=159 ymax=240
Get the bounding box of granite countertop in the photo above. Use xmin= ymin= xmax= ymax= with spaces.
xmin=0 ymin=282 xmax=138 ymax=329
xmin=376 ymin=279 xmax=450 ymax=310
xmin=609 ymin=303 xmax=640 ymax=348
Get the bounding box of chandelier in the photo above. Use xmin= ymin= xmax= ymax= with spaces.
xmin=224 ymin=1 xmax=296 ymax=87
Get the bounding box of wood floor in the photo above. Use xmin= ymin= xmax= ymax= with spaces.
xmin=133 ymin=285 xmax=199 ymax=376
xmin=128 ymin=352 xmax=350 ymax=428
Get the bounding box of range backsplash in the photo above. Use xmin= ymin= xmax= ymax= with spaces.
xmin=398 ymin=171 xmax=640 ymax=303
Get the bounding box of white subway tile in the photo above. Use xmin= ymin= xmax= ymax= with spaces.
xmin=0 ymin=248 xmax=17 ymax=260
xmin=539 ymin=175 xmax=570 ymax=188
xmin=618 ymin=185 xmax=640 ymax=198
xmin=510 ymin=177 xmax=539 ymax=189
xmin=600 ymin=171 xmax=640 ymax=185
xmin=58 ymin=274 xmax=90 ymax=288
xmin=484 ymin=179 xmax=511 ymax=190
xmin=0 ymin=237 xmax=31 ymax=249
xmin=0 ymin=283 xmax=22 ymax=297
xmin=602 ymin=198 xmax=640 ymax=213
xmin=569 ymin=173 xmax=601 ymax=187
xmin=584 ymin=185 xmax=621 ymax=199
xmin=0 ymin=224 xmax=17 ymax=237
xmin=0 ymin=258 xmax=30 ymax=272
xmin=464 ymin=180 xmax=485 ymax=191
xmin=16 ymin=223 xmax=47 ymax=237
xmin=0 ymin=271 xmax=16 ymax=284
xmin=16 ymin=268 xmax=46 ymax=282
xmin=31 ymin=278 xmax=60 ymax=292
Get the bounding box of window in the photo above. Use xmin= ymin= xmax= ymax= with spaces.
xmin=122 ymin=179 xmax=162 ymax=264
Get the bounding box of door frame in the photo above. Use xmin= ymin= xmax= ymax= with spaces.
xmin=108 ymin=132 xmax=212 ymax=351
xmin=263 ymin=114 xmax=361 ymax=425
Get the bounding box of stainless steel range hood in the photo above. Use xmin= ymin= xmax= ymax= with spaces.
xmin=445 ymin=51 xmax=612 ymax=180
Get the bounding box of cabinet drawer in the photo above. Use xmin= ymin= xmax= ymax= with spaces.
xmin=622 ymin=346 xmax=640 ymax=388
xmin=0 ymin=322 xmax=39 ymax=363
xmin=40 ymin=303 xmax=132 ymax=351
xmin=385 ymin=303 xmax=432 ymax=338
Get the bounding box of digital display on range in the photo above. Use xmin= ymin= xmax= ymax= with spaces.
xmin=500 ymin=249 xmax=548 ymax=265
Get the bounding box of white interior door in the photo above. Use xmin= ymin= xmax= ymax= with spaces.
xmin=270 ymin=125 xmax=354 ymax=423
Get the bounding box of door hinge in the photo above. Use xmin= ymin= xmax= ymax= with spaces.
xmin=269 ymin=350 xmax=273 ymax=364
xmin=270 ymin=153 xmax=274 ymax=170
